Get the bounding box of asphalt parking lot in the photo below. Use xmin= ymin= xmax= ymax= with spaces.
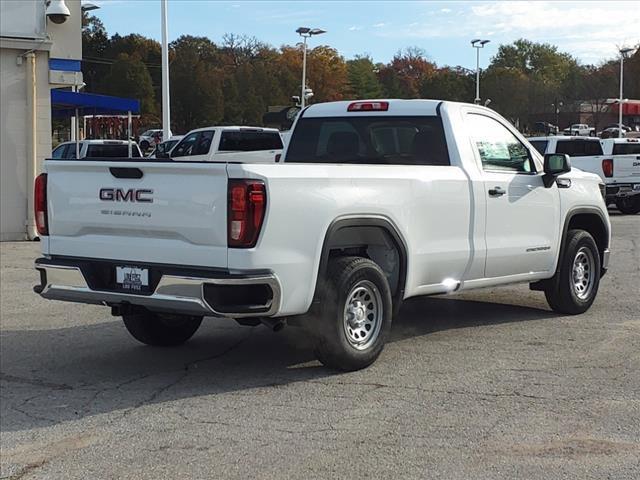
xmin=1 ymin=213 xmax=638 ymax=479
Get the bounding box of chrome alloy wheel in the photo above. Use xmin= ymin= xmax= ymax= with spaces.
xmin=572 ymin=247 xmax=595 ymax=300
xmin=343 ymin=280 xmax=383 ymax=350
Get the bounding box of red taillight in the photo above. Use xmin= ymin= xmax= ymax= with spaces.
xmin=602 ymin=158 xmax=613 ymax=178
xmin=347 ymin=101 xmax=389 ymax=112
xmin=228 ymin=179 xmax=266 ymax=248
xmin=34 ymin=173 xmax=48 ymax=236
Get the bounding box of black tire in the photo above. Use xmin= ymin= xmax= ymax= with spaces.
xmin=140 ymin=140 xmax=150 ymax=151
xmin=615 ymin=196 xmax=640 ymax=215
xmin=544 ymin=229 xmax=601 ymax=315
xmin=123 ymin=309 xmax=203 ymax=346
xmin=310 ymin=256 xmax=392 ymax=371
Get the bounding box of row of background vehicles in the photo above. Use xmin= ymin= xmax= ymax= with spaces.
xmin=51 ymin=126 xmax=284 ymax=162
xmin=532 ymin=121 xmax=639 ymax=139
xmin=529 ymin=135 xmax=640 ymax=214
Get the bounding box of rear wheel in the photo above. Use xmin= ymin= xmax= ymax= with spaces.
xmin=310 ymin=256 xmax=392 ymax=371
xmin=615 ymin=196 xmax=640 ymax=215
xmin=544 ymin=229 xmax=601 ymax=314
xmin=123 ymin=309 xmax=202 ymax=346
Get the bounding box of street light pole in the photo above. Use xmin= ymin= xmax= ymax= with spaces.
xmin=161 ymin=0 xmax=171 ymax=140
xmin=296 ymin=27 xmax=326 ymax=109
xmin=471 ymin=39 xmax=489 ymax=104
xmin=618 ymin=47 xmax=634 ymax=138
xmin=301 ymin=34 xmax=308 ymax=109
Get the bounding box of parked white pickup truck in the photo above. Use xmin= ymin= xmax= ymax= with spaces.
xmin=52 ymin=139 xmax=143 ymax=159
xmin=34 ymin=100 xmax=611 ymax=371
xmin=529 ymin=136 xmax=640 ymax=214
xmin=168 ymin=126 xmax=283 ymax=162
xmin=600 ymin=138 xmax=640 ymax=214
xmin=563 ymin=124 xmax=595 ymax=136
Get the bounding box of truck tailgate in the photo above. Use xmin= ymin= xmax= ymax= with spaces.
xmin=45 ymin=160 xmax=228 ymax=268
xmin=613 ymin=155 xmax=640 ymax=179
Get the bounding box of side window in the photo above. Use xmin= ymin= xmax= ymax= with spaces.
xmin=51 ymin=144 xmax=68 ymax=159
xmin=468 ymin=114 xmax=534 ymax=173
xmin=65 ymin=144 xmax=78 ymax=159
xmin=555 ymin=140 xmax=602 ymax=157
xmin=529 ymin=140 xmax=548 ymax=155
xmin=555 ymin=140 xmax=578 ymax=156
xmin=171 ymin=132 xmax=199 ymax=157
xmin=193 ymin=130 xmax=214 ymax=155
xmin=584 ymin=140 xmax=603 ymax=156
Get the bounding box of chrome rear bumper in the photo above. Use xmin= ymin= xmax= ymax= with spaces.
xmin=34 ymin=260 xmax=280 ymax=318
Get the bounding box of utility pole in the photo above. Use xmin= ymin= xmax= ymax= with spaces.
xmin=161 ymin=0 xmax=171 ymax=140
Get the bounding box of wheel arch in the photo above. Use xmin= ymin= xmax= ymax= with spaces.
xmin=317 ymin=217 xmax=408 ymax=306
xmin=561 ymin=207 xmax=609 ymax=275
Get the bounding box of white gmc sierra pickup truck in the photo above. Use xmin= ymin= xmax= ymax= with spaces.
xmin=34 ymin=100 xmax=611 ymax=371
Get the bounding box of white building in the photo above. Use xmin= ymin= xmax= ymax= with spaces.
xmin=1 ymin=0 xmax=82 ymax=241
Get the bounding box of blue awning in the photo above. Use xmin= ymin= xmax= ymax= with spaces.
xmin=51 ymin=89 xmax=140 ymax=118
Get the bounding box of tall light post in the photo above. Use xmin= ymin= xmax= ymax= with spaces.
xmin=618 ymin=46 xmax=634 ymax=138
xmin=161 ymin=0 xmax=171 ymax=140
xmin=73 ymin=3 xmax=100 ymax=141
xmin=296 ymin=27 xmax=326 ymax=108
xmin=471 ymin=39 xmax=489 ymax=104
xmin=552 ymin=101 xmax=563 ymax=129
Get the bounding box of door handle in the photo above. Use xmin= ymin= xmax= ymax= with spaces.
xmin=488 ymin=186 xmax=506 ymax=197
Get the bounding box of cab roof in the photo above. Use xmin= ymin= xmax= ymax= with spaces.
xmin=302 ymin=99 xmax=445 ymax=118
xmin=186 ymin=126 xmax=280 ymax=134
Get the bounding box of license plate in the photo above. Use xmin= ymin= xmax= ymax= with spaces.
xmin=116 ymin=266 xmax=149 ymax=292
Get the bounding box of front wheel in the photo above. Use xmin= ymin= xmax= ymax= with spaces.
xmin=544 ymin=229 xmax=601 ymax=315
xmin=123 ymin=309 xmax=203 ymax=346
xmin=615 ymin=196 xmax=640 ymax=215
xmin=310 ymin=256 xmax=392 ymax=371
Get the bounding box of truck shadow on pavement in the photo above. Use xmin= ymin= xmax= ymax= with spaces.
xmin=1 ymin=296 xmax=558 ymax=433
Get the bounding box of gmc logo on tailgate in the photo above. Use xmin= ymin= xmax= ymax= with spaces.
xmin=99 ymin=188 xmax=153 ymax=203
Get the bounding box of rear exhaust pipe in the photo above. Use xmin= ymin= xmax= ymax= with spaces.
xmin=261 ymin=317 xmax=286 ymax=332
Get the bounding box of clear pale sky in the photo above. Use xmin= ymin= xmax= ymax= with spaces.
xmin=89 ymin=0 xmax=640 ymax=68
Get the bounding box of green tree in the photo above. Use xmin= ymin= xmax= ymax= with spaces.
xmin=103 ymin=53 xmax=156 ymax=114
xmin=170 ymin=36 xmax=223 ymax=131
xmin=346 ymin=55 xmax=382 ymax=99
xmin=421 ymin=67 xmax=473 ymax=102
xmin=81 ymin=12 xmax=109 ymax=92
xmin=482 ymin=67 xmax=530 ymax=124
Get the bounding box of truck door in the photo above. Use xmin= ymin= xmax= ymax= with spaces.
xmin=466 ymin=113 xmax=560 ymax=278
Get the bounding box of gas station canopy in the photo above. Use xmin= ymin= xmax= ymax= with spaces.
xmin=51 ymin=89 xmax=140 ymax=117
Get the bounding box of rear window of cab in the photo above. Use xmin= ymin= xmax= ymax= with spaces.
xmin=286 ymin=116 xmax=450 ymax=166
xmin=612 ymin=143 xmax=640 ymax=155
xmin=555 ymin=139 xmax=603 ymax=157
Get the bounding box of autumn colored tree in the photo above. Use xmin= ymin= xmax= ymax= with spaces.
xmin=380 ymin=47 xmax=436 ymax=98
